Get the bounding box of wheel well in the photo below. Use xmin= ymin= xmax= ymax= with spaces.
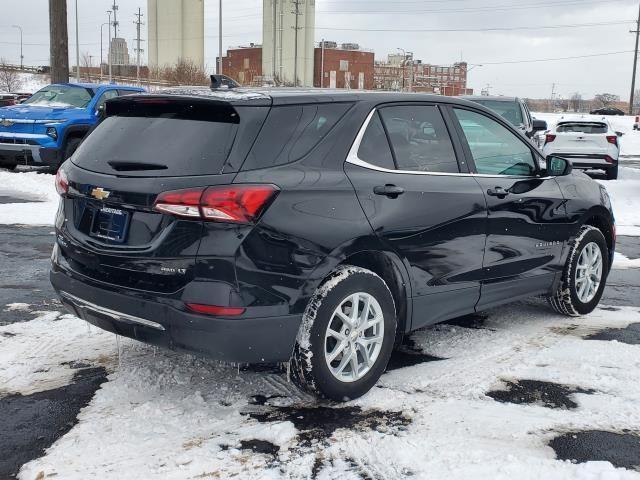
xmin=340 ymin=251 xmax=409 ymax=347
xmin=584 ymin=215 xmax=614 ymax=255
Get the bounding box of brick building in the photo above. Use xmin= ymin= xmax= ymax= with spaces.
xmin=313 ymin=42 xmax=375 ymax=90
xmin=374 ymin=55 xmax=473 ymax=96
xmin=221 ymin=44 xmax=263 ymax=86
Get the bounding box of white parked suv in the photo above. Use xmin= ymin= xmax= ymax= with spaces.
xmin=542 ymin=115 xmax=621 ymax=180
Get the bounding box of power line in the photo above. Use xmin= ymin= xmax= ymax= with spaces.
xmin=317 ymin=20 xmax=633 ymax=32
xmin=317 ymin=0 xmax=611 ymax=14
xmin=477 ymin=50 xmax=634 ymax=65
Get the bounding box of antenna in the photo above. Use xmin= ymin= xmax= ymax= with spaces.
xmin=112 ymin=0 xmax=119 ymax=38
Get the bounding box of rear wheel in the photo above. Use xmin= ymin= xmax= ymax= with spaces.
xmin=548 ymin=225 xmax=609 ymax=316
xmin=606 ymin=165 xmax=618 ymax=180
xmin=291 ymin=265 xmax=397 ymax=401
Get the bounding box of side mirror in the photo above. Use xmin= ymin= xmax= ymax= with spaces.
xmin=532 ymin=119 xmax=548 ymax=133
xmin=616 ymin=131 xmax=624 ymax=137
xmin=546 ymin=155 xmax=572 ymax=176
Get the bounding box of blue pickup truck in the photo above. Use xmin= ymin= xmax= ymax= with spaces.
xmin=0 ymin=82 xmax=145 ymax=171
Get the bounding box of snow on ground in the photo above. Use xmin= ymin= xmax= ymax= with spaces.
xmin=3 ymin=300 xmax=638 ymax=479
xmin=16 ymin=73 xmax=49 ymax=94
xmin=0 ymin=171 xmax=58 ymax=226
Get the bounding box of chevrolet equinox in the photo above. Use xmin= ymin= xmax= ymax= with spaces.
xmin=51 ymin=81 xmax=615 ymax=400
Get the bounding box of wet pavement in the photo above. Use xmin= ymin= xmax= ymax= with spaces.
xmin=0 ymin=367 xmax=108 ymax=479
xmin=549 ymin=431 xmax=640 ymax=471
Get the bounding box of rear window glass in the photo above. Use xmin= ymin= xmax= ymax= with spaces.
xmin=242 ymin=103 xmax=352 ymax=171
xmin=556 ymin=122 xmax=607 ymax=134
xmin=72 ymin=99 xmax=240 ymax=176
xmin=470 ymin=99 xmax=523 ymax=127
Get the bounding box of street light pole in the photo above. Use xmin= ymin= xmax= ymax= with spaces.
xmin=75 ymin=0 xmax=80 ymax=82
xmin=100 ymin=22 xmax=109 ymax=82
xmin=11 ymin=25 xmax=23 ymax=70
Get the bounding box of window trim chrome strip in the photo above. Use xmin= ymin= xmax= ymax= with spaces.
xmin=59 ymin=290 xmax=166 ymax=331
xmin=345 ymin=107 xmax=549 ymax=180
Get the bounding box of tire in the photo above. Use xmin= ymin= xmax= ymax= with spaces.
xmin=1 ymin=163 xmax=17 ymax=171
xmin=291 ymin=265 xmax=397 ymax=401
xmin=49 ymin=137 xmax=82 ymax=173
xmin=548 ymin=225 xmax=609 ymax=316
xmin=606 ymin=165 xmax=618 ymax=180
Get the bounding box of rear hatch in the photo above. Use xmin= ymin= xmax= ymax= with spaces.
xmin=60 ymin=94 xmax=270 ymax=293
xmin=552 ymin=121 xmax=611 ymax=155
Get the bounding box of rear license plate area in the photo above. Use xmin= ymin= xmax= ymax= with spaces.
xmin=89 ymin=207 xmax=130 ymax=243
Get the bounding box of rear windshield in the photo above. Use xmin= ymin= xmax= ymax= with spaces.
xmin=556 ymin=122 xmax=607 ymax=134
xmin=470 ymin=99 xmax=523 ymax=126
xmin=72 ymin=98 xmax=240 ymax=176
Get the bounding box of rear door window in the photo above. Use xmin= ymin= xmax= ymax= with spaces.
xmin=242 ymin=103 xmax=352 ymax=171
xmin=379 ymin=105 xmax=460 ymax=173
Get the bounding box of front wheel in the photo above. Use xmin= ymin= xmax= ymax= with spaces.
xmin=291 ymin=265 xmax=397 ymax=401
xmin=548 ymin=225 xmax=609 ymax=316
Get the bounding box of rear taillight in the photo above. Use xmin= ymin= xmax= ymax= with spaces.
xmin=606 ymin=135 xmax=618 ymax=147
xmin=544 ymin=134 xmax=556 ymax=145
xmin=55 ymin=168 xmax=68 ymax=196
xmin=186 ymin=303 xmax=245 ymax=316
xmin=636 ymin=116 xmax=639 ymax=123
xmin=153 ymin=184 xmax=279 ymax=223
xmin=604 ymin=155 xmax=615 ymax=164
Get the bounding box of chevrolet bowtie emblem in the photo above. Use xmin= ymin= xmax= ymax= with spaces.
xmin=91 ymin=187 xmax=111 ymax=200
xmin=0 ymin=119 xmax=14 ymax=127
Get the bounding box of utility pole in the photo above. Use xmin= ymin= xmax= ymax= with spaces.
xmin=320 ymin=39 xmax=325 ymax=88
xmin=75 ymin=0 xmax=80 ymax=82
xmin=272 ymin=0 xmax=277 ymax=80
xmin=629 ymin=2 xmax=640 ymax=115
xmin=218 ymin=0 xmax=223 ymax=74
xmin=292 ymin=0 xmax=301 ymax=87
xmin=112 ymin=1 xmax=119 ymax=38
xmin=134 ymin=8 xmax=144 ymax=85
xmin=49 ymin=0 xmax=69 ymax=84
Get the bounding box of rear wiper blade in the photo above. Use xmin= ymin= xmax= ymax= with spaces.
xmin=107 ymin=161 xmax=168 ymax=171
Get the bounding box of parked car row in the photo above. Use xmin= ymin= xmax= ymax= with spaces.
xmin=49 ymin=79 xmax=615 ymax=400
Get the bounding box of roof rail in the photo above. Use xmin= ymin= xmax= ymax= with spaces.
xmin=210 ymin=75 xmax=240 ymax=90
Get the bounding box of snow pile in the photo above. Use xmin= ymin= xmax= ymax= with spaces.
xmin=5 ymin=301 xmax=640 ymax=479
xmin=600 ymin=167 xmax=640 ymax=236
xmin=16 ymin=73 xmax=49 ymax=94
xmin=0 ymin=171 xmax=58 ymax=226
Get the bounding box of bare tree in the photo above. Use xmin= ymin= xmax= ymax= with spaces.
xmin=594 ymin=93 xmax=620 ymax=107
xmin=81 ymin=52 xmax=93 ymax=82
xmin=150 ymin=59 xmax=208 ymax=86
xmin=570 ymin=92 xmax=582 ymax=112
xmin=0 ymin=58 xmax=21 ymax=92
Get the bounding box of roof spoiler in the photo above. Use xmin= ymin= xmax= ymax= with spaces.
xmin=210 ymin=74 xmax=240 ymax=90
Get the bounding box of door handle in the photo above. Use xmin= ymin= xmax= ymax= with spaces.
xmin=374 ymin=184 xmax=405 ymax=198
xmin=487 ymin=186 xmax=510 ymax=198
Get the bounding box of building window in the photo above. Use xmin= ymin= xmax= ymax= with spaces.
xmin=340 ymin=60 xmax=349 ymax=72
xmin=243 ymin=58 xmax=250 ymax=69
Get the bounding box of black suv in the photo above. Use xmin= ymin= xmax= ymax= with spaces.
xmin=51 ymin=84 xmax=615 ymax=400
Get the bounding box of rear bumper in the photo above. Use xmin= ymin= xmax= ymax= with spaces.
xmin=50 ymin=264 xmax=303 ymax=363
xmin=551 ymin=153 xmax=617 ymax=169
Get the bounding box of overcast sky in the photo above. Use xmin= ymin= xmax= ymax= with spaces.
xmin=0 ymin=0 xmax=638 ymax=99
